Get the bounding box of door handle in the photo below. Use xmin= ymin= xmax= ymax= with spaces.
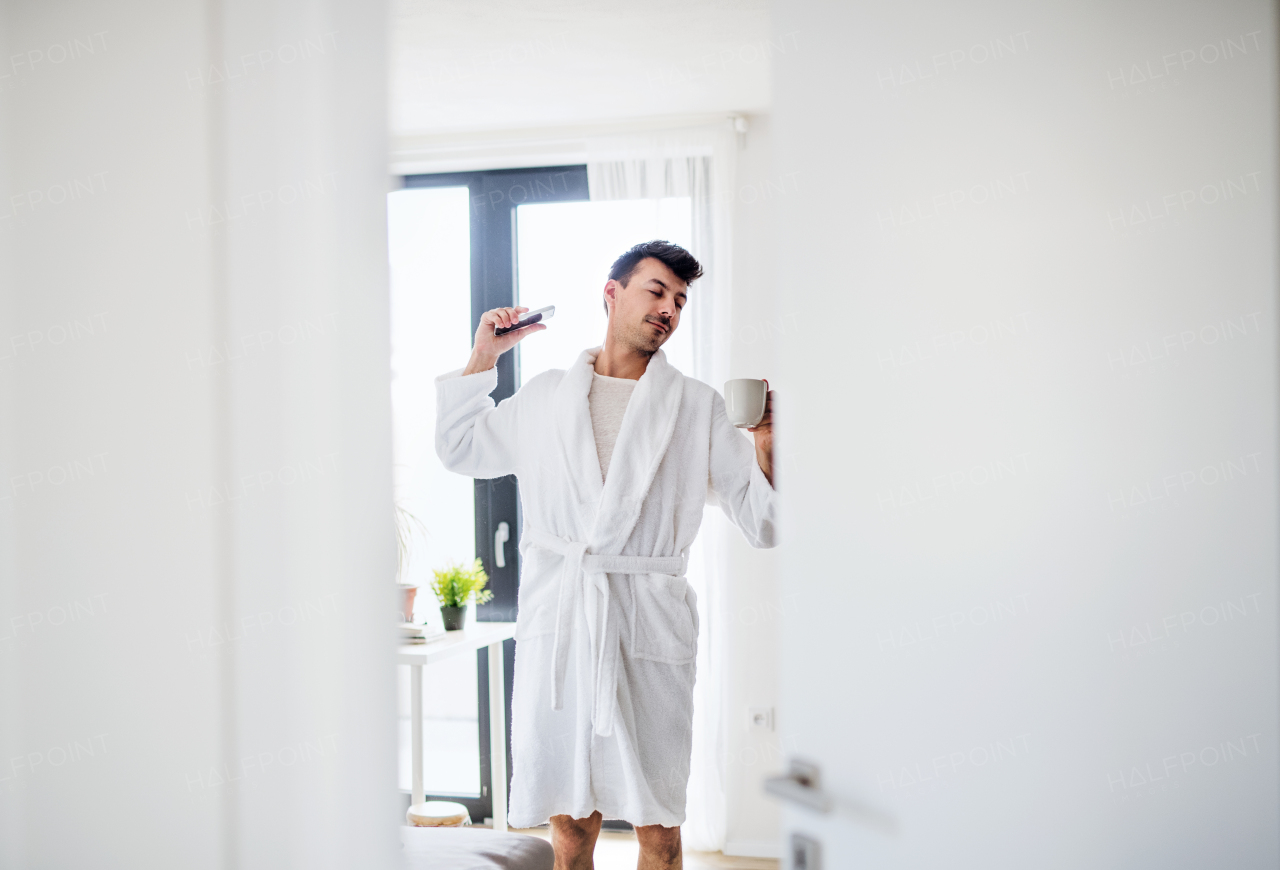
xmin=765 ymin=757 xmax=898 ymax=832
xmin=764 ymin=759 xmax=831 ymax=813
xmin=494 ymin=521 xmax=510 ymax=568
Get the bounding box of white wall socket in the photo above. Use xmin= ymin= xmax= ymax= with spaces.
xmin=748 ymin=706 xmax=774 ymax=731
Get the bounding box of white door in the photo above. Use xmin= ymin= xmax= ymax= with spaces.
xmin=772 ymin=1 xmax=1277 ymax=867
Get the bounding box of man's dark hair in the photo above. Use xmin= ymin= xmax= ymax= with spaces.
xmin=604 ymin=240 xmax=703 ymax=314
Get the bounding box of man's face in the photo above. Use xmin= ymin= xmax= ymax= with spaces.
xmin=604 ymin=257 xmax=687 ymax=354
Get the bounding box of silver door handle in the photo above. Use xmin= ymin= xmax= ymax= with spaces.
xmin=764 ymin=759 xmax=831 ymax=813
xmin=494 ymin=522 xmax=510 ymax=569
xmin=766 ymin=758 xmax=899 ymax=833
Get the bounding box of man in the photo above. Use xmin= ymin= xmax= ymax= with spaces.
xmin=436 ymin=240 xmax=776 ymax=869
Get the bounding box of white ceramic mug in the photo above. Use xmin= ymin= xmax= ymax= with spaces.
xmin=724 ymin=378 xmax=769 ymax=428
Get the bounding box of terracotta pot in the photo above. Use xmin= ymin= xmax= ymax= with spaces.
xmin=399 ymin=585 xmax=418 ymax=622
xmin=440 ymin=605 xmax=467 ymax=631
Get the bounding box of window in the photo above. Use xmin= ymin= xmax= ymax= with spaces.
xmin=389 ymin=167 xmax=696 ymax=823
xmin=388 ymin=185 xmax=482 ymax=799
xmin=393 ymin=166 xmax=590 ymax=822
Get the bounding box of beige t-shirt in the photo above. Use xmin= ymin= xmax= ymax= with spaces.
xmin=588 ymin=372 xmax=637 ymax=482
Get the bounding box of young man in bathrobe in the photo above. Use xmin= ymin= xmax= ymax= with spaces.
xmin=436 ymin=240 xmax=776 ymax=870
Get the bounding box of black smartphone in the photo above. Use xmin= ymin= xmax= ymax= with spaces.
xmin=495 ymin=305 xmax=555 ymax=336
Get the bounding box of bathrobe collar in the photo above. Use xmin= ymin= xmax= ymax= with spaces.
xmin=554 ymin=346 xmax=685 ymax=552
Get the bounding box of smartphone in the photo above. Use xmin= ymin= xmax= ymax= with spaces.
xmin=495 ymin=305 xmax=555 ymax=336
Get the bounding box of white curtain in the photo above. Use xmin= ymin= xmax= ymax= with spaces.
xmin=587 ymin=125 xmax=737 ymax=852
xmin=587 ymin=127 xmax=735 ymax=392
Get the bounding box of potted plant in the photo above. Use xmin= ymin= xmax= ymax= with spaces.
xmin=430 ymin=559 xmax=493 ymax=631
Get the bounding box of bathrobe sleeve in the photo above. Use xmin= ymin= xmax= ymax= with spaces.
xmin=435 ymin=366 xmax=524 ymax=479
xmin=707 ymin=390 xmax=778 ymax=548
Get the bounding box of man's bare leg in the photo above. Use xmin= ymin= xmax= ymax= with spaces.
xmin=550 ymin=811 xmax=603 ymax=870
xmin=635 ymin=823 xmax=682 ymax=870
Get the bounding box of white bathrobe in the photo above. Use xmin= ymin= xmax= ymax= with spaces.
xmin=435 ymin=347 xmax=777 ymax=828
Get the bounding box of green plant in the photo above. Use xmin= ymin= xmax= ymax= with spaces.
xmin=430 ymin=559 xmax=494 ymax=609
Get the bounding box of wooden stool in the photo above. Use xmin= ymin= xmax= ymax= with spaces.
xmin=406 ymin=800 xmax=471 ymax=827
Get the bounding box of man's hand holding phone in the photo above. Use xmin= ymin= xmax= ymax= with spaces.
xmin=463 ymin=306 xmax=548 ymax=375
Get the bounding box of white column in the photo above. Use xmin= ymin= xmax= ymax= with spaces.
xmin=0 ymin=2 xmax=398 ymax=868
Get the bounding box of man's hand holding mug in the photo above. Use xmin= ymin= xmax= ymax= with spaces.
xmin=725 ymin=378 xmax=775 ymax=486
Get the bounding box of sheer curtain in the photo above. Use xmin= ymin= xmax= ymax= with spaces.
xmin=587 ymin=124 xmax=737 ymax=851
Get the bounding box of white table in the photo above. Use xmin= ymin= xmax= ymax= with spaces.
xmin=398 ymin=622 xmax=517 ymax=831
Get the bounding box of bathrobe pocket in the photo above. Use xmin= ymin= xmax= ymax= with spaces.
xmin=630 ymin=575 xmax=698 ymax=664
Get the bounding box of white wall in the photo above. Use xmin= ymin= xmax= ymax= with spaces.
xmin=773 ymin=1 xmax=1277 ymax=867
xmin=0 ymin=3 xmax=398 ymax=868
xmin=721 ymin=113 xmax=789 ymax=857
xmin=390 ymin=0 xmax=771 ymax=136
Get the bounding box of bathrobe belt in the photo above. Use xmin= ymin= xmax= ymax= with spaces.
xmin=520 ymin=528 xmax=686 ymax=738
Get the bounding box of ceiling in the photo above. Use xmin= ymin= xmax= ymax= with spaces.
xmin=390 ymin=0 xmax=772 ymax=138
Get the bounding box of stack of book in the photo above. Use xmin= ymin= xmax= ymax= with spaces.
xmin=399 ymin=622 xmax=447 ymax=645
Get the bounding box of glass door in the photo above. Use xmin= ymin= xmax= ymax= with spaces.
xmin=396 ymin=166 xmax=592 ymax=824
xmin=387 ymin=185 xmax=482 ymax=802
xmin=388 ymin=169 xmax=697 ymax=825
